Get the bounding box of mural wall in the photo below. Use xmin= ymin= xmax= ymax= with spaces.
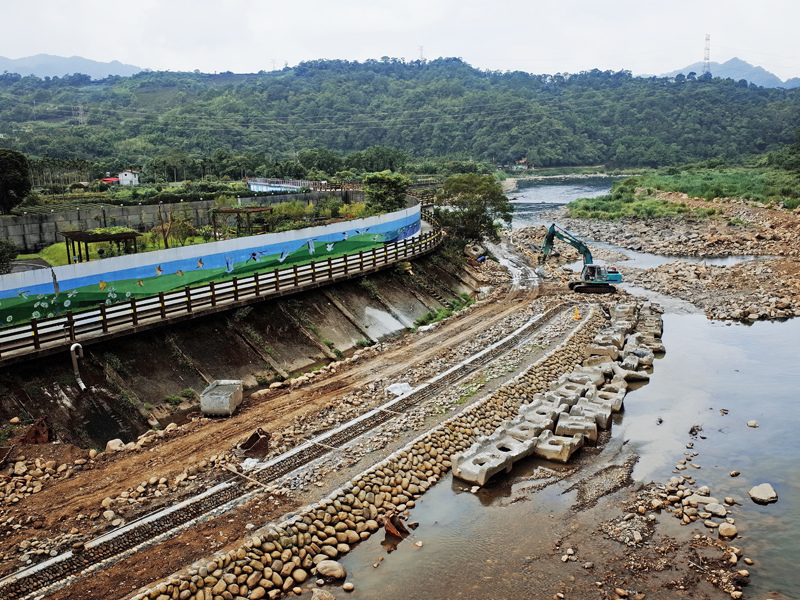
xmin=0 ymin=206 xmax=421 ymax=326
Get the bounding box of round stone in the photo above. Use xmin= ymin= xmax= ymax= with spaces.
xmin=315 ymin=560 xmax=346 ymax=579
xmin=718 ymin=523 xmax=738 ymax=538
xmin=748 ymin=483 xmax=778 ymax=505
xmin=342 ymin=582 xmax=355 ymax=592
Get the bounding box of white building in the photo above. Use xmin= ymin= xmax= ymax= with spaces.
xmin=118 ymin=170 xmax=140 ymax=186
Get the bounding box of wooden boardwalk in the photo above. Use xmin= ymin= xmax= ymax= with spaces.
xmin=0 ymin=214 xmax=442 ymax=367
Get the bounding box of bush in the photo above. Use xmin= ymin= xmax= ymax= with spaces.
xmin=180 ymin=388 xmax=197 ymax=399
xmin=0 ymin=239 xmax=19 ymax=274
xmin=164 ymin=395 xmax=182 ymax=406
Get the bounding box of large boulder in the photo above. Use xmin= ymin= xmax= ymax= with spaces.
xmin=315 ymin=560 xmax=347 ymax=580
xmin=748 ymin=483 xmax=778 ymax=505
xmin=105 ymin=438 xmax=124 ymax=453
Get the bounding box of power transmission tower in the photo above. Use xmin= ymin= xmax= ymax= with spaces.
xmin=418 ymin=45 xmax=425 ymax=61
xmin=271 ymin=59 xmax=277 ymax=71
xmin=702 ymin=34 xmax=711 ymax=75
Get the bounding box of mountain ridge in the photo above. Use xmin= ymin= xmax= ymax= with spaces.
xmin=0 ymin=54 xmax=144 ymax=79
xmin=659 ymin=57 xmax=799 ymax=89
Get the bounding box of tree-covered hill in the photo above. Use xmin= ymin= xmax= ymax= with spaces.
xmin=1 ymin=57 xmax=798 ymax=171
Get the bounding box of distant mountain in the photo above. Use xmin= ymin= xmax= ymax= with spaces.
xmin=660 ymin=57 xmax=799 ymax=89
xmin=0 ymin=54 xmax=143 ymax=80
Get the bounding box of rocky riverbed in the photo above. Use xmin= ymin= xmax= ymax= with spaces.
xmin=516 ymin=190 xmax=800 ymax=323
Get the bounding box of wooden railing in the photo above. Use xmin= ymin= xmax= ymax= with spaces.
xmin=0 ymin=213 xmax=442 ymax=364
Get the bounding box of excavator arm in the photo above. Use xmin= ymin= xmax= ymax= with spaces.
xmin=540 ymin=224 xmax=594 ymax=264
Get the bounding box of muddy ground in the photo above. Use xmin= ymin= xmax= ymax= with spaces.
xmin=2 ymin=194 xmax=793 ymax=599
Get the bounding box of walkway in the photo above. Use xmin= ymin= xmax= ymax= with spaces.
xmin=0 ymin=214 xmax=441 ymax=367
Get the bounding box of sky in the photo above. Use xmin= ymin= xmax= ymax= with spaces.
xmin=1 ymin=0 xmax=798 ymax=80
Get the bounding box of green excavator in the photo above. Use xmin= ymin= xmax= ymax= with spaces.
xmin=539 ymin=223 xmax=621 ymax=294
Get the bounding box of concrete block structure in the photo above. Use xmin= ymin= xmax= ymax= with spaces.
xmin=200 ymin=380 xmax=244 ymax=416
xmin=532 ymin=430 xmax=585 ymax=463
xmin=555 ymin=412 xmax=598 ymax=442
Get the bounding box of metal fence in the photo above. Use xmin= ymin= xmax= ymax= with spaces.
xmin=0 ymin=213 xmax=442 ymax=365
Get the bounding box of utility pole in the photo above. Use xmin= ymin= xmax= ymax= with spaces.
xmin=702 ymin=34 xmax=711 ymax=76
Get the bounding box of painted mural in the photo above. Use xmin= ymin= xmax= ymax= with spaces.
xmin=0 ymin=206 xmax=421 ymax=326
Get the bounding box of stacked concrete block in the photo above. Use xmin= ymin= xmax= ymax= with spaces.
xmin=505 ymin=414 xmax=551 ymax=442
xmin=452 ymin=427 xmax=538 ymax=486
xmin=532 ymin=430 xmax=585 ymax=463
xmin=591 ymin=387 xmax=626 ymax=413
xmin=572 ymin=398 xmax=613 ymax=429
xmin=518 ymin=396 xmax=562 ymax=423
xmin=555 ymin=412 xmax=598 ymax=442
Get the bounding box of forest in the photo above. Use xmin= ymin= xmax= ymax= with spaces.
xmin=1 ymin=57 xmax=799 ymax=177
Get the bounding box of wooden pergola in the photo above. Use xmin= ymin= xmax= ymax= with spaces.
xmin=60 ymin=230 xmax=143 ymax=264
xmin=212 ymin=206 xmax=274 ymax=238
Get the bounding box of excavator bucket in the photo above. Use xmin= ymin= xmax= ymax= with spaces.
xmin=238 ymin=427 xmax=271 ymax=456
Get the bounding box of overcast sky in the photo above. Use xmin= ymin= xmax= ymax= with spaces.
xmin=2 ymin=0 xmax=798 ymax=80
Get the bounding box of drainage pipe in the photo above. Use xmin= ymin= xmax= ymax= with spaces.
xmin=70 ymin=343 xmax=86 ymax=391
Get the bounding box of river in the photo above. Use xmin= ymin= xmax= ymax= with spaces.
xmin=336 ymin=178 xmax=798 ymax=599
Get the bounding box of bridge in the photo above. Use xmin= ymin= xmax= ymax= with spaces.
xmin=246 ymin=178 xmax=335 ymax=192
xmin=0 ymin=214 xmax=442 ymax=367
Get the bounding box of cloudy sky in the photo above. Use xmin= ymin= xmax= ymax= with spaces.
xmin=2 ymin=0 xmax=798 ymax=80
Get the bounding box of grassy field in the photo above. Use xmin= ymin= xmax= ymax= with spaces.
xmin=635 ymin=168 xmax=800 ymax=209
xmin=567 ymin=167 xmax=800 ymax=219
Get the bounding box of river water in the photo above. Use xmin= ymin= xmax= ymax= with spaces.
xmin=337 ymin=178 xmax=798 ymax=599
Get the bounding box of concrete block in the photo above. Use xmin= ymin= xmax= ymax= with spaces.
xmin=515 ymin=400 xmax=552 ymax=428
xmin=620 ymin=354 xmax=640 ymax=371
xmin=505 ymin=414 xmax=550 ymax=442
xmin=601 ymin=375 xmax=628 ymax=394
xmin=555 ymin=412 xmax=598 ymax=442
xmin=610 ymin=303 xmax=637 ymax=318
xmin=569 ymin=366 xmax=606 ymax=387
xmin=611 ymin=361 xmax=650 ymax=382
xmin=544 ymin=389 xmax=581 ymax=408
xmin=584 ymin=344 xmax=619 ymax=360
xmin=532 ymin=430 xmax=584 ymax=463
xmin=624 ymin=346 xmax=654 ymax=367
xmin=594 ymin=330 xmax=625 ymax=349
xmin=200 ymin=380 xmax=244 ymax=416
xmin=452 ymin=431 xmax=537 ymax=486
xmin=582 ymin=354 xmax=612 ymax=368
xmin=589 ymin=388 xmax=626 ymax=413
xmin=573 ymin=399 xmax=613 ymax=429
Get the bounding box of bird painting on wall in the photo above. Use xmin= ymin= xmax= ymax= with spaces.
xmin=176 ymin=270 xmax=184 ymax=276
xmin=99 ymin=280 xmax=108 ymax=290
xmin=196 ymin=258 xmax=204 ymax=269
xmin=306 ymin=239 xmax=317 ymax=255
xmin=278 ymin=248 xmax=291 ymax=263
xmin=155 ymin=265 xmax=163 ymax=276
xmin=224 ymin=256 xmax=235 ymax=274
xmin=326 ymin=242 xmax=337 ymax=252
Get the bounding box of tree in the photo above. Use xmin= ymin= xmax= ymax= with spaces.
xmin=435 ymin=174 xmax=512 ymax=241
xmin=0 ymin=149 xmax=31 ymax=214
xmin=363 ymin=171 xmax=411 ymax=212
xmin=0 ymin=239 xmax=19 ymax=274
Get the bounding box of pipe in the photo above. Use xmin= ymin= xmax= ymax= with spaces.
xmin=70 ymin=343 xmax=87 ymax=391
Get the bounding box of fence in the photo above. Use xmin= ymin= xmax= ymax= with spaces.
xmin=0 ymin=213 xmax=442 ymax=366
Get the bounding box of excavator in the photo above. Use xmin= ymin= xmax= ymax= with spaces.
xmin=539 ymin=223 xmax=621 ymax=294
